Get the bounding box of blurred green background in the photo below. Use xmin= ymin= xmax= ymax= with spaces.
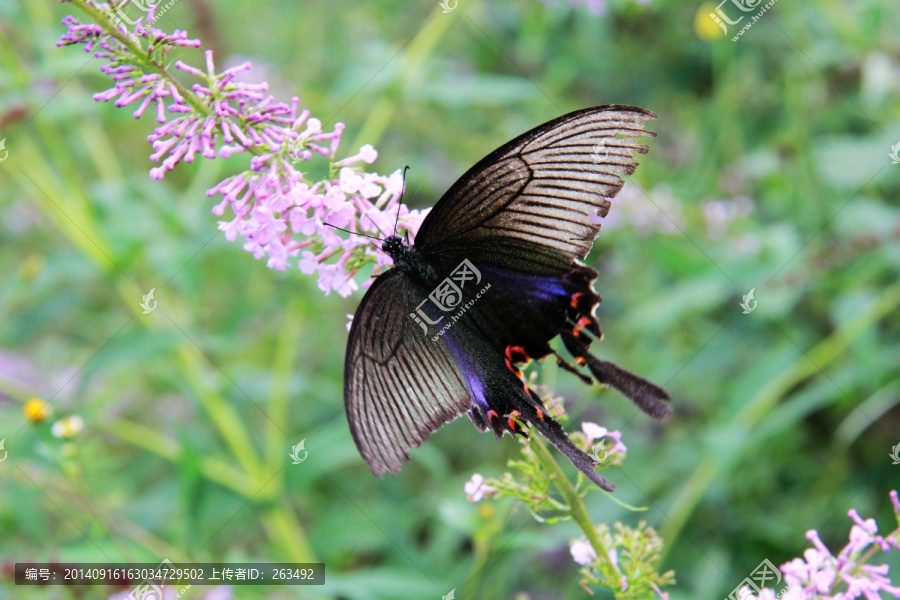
xmin=1 ymin=0 xmax=899 ymax=598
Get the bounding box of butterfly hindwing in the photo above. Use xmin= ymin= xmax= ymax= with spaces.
xmin=344 ymin=269 xmax=471 ymax=476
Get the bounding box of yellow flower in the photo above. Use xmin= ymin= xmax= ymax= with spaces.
xmin=695 ymin=3 xmax=726 ymax=41
xmin=51 ymin=415 xmax=84 ymax=439
xmin=23 ymin=398 xmax=51 ymax=423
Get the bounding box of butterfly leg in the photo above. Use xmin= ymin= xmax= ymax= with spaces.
xmin=552 ymin=350 xmax=593 ymax=385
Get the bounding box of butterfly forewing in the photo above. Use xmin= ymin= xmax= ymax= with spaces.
xmin=344 ymin=269 xmax=471 ymax=476
xmin=414 ymin=105 xmax=656 ymax=265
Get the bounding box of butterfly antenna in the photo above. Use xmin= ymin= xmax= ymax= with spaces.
xmin=392 ymin=165 xmax=411 ymax=237
xmin=323 ymin=222 xmax=384 ymax=241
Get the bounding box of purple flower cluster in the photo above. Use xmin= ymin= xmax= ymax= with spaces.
xmin=744 ymin=490 xmax=900 ymax=600
xmin=57 ymin=0 xmax=428 ymax=295
xmin=57 ymin=5 xmax=201 ymax=126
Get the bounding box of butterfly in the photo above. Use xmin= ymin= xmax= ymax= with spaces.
xmin=344 ymin=106 xmax=671 ymax=491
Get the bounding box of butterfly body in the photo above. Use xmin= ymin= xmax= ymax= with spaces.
xmin=344 ymin=106 xmax=672 ymax=491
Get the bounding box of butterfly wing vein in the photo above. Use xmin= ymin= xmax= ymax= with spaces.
xmin=415 ymin=106 xmax=657 ymax=263
xmin=345 ymin=270 xmax=471 ymax=476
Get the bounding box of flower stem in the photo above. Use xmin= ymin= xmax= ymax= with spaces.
xmin=529 ymin=434 xmax=621 ymax=577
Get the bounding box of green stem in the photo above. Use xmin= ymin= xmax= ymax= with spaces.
xmin=97 ymin=418 xmax=257 ymax=498
xmin=260 ymin=504 xmax=318 ymax=563
xmin=265 ymin=298 xmax=304 ymax=472
xmin=529 ymin=435 xmax=620 ymax=577
xmin=112 ymin=278 xmax=267 ymax=490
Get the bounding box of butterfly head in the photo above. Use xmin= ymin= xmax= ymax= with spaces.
xmin=382 ymin=233 xmax=435 ymax=282
xmin=382 ymin=234 xmax=406 ymax=261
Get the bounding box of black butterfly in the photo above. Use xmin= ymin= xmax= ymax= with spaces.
xmin=344 ymin=106 xmax=671 ymax=491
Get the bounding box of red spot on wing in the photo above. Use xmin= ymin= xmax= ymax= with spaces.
xmin=570 ymin=292 xmax=584 ymax=309
xmin=505 ymin=345 xmax=530 ymax=364
xmin=504 ymin=359 xmax=522 ymax=378
xmin=507 ymin=410 xmax=522 ymax=432
xmin=572 ymin=316 xmax=595 ymax=337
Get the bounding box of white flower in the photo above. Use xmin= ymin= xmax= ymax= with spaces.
xmin=359 ymin=174 xmax=383 ymax=199
xmin=464 ymin=473 xmax=495 ymax=502
xmin=51 ymin=415 xmax=84 ymax=439
xmin=301 ymin=117 xmax=322 ymax=136
xmin=338 ymin=167 xmax=363 ymax=194
xmin=384 ymin=170 xmax=405 ymax=194
xmin=736 ymin=587 xmax=756 ymax=600
xmin=358 ymin=144 xmax=378 ymax=164
xmin=581 ymin=421 xmax=608 ymax=442
xmin=570 ymin=539 xmax=597 ymax=565
xmin=581 ymin=421 xmax=628 ymax=456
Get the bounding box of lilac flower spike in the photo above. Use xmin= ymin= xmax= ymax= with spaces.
xmin=57 ymin=0 xmax=428 ymax=295
xmin=743 ymin=490 xmax=900 ymax=599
